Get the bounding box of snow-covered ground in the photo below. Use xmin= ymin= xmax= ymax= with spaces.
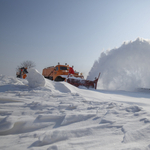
xmin=0 ymin=69 xmax=150 ymax=150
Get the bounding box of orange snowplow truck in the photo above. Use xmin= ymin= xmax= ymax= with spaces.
xmin=42 ymin=63 xmax=83 ymax=81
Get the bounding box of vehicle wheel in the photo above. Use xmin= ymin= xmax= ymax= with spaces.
xmin=55 ymin=76 xmax=65 ymax=81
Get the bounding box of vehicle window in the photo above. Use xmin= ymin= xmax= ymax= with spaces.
xmin=60 ymin=66 xmax=67 ymax=70
xmin=56 ymin=67 xmax=58 ymax=71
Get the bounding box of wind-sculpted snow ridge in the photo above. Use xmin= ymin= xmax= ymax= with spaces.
xmin=0 ymin=75 xmax=150 ymax=150
xmin=87 ymin=37 xmax=150 ymax=91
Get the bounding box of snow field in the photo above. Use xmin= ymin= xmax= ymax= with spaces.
xmin=0 ymin=71 xmax=150 ymax=149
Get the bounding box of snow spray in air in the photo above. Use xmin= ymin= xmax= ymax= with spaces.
xmin=87 ymin=38 xmax=150 ymax=90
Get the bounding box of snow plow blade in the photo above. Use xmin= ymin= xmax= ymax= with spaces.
xmin=67 ymin=73 xmax=100 ymax=89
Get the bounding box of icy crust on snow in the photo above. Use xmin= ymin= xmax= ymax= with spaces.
xmin=0 ymin=74 xmax=150 ymax=150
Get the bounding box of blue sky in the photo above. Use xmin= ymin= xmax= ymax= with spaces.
xmin=1 ymin=0 xmax=150 ymax=77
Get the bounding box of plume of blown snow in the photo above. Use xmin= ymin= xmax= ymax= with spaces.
xmin=87 ymin=38 xmax=150 ymax=91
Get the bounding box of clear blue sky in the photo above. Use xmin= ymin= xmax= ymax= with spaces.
xmin=1 ymin=0 xmax=150 ymax=77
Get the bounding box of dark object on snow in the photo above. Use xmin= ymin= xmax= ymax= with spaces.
xmin=16 ymin=67 xmax=28 ymax=79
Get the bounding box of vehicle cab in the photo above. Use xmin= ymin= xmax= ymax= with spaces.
xmin=53 ymin=64 xmax=69 ymax=81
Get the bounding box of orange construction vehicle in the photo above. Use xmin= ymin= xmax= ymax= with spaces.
xmin=42 ymin=63 xmax=83 ymax=81
xmin=42 ymin=63 xmax=100 ymax=89
xmin=16 ymin=67 xmax=28 ymax=79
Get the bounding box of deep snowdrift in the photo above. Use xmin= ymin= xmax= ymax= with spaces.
xmin=0 ymin=70 xmax=150 ymax=150
xmin=87 ymin=38 xmax=150 ymax=91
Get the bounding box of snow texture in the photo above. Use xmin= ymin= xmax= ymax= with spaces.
xmin=1 ymin=40 xmax=150 ymax=149
xmin=26 ymin=68 xmax=45 ymax=88
xmin=87 ymin=37 xmax=150 ymax=91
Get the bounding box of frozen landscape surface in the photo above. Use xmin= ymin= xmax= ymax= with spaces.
xmin=0 ymin=69 xmax=150 ymax=150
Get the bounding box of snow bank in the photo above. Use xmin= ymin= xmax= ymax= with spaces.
xmin=87 ymin=37 xmax=150 ymax=90
xmin=26 ymin=68 xmax=45 ymax=88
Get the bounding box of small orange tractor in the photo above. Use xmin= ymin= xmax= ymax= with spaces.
xmin=42 ymin=63 xmax=100 ymax=89
xmin=16 ymin=67 xmax=28 ymax=79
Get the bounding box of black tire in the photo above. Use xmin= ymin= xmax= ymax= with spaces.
xmin=48 ymin=76 xmax=53 ymax=80
xmin=54 ymin=76 xmax=65 ymax=81
xmin=45 ymin=76 xmax=53 ymax=80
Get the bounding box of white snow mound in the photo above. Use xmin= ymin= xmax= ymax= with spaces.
xmin=26 ymin=68 xmax=45 ymax=88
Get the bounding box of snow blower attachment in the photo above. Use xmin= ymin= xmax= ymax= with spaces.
xmin=67 ymin=73 xmax=100 ymax=89
xmin=42 ymin=63 xmax=100 ymax=89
